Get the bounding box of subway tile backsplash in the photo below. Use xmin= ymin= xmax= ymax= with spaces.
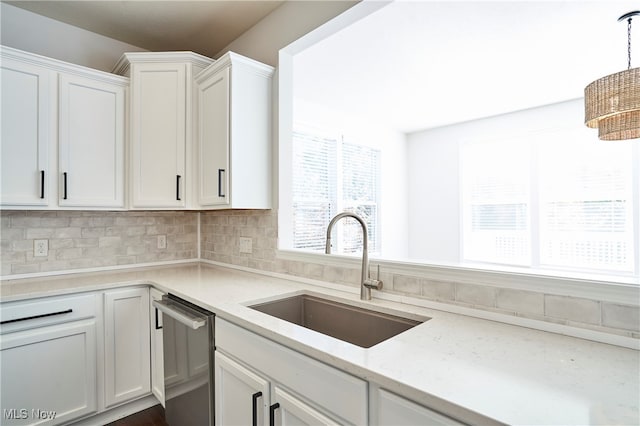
xmin=1 ymin=209 xmax=638 ymax=339
xmin=198 ymin=210 xmax=639 ymax=339
xmin=1 ymin=210 xmax=198 ymax=275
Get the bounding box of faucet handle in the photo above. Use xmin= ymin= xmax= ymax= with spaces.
xmin=364 ymin=277 xmax=383 ymax=290
xmin=364 ymin=264 xmax=383 ymax=290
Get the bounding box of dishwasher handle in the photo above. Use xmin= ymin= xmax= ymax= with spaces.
xmin=153 ymin=299 xmax=207 ymax=330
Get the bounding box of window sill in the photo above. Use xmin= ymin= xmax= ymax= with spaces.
xmin=276 ymin=249 xmax=639 ymax=305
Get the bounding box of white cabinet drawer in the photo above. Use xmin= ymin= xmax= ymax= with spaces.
xmin=216 ymin=318 xmax=367 ymax=425
xmin=0 ymin=319 xmax=98 ymax=425
xmin=0 ymin=293 xmax=97 ymax=334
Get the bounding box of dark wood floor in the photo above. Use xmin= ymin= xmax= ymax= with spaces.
xmin=106 ymin=404 xmax=168 ymax=426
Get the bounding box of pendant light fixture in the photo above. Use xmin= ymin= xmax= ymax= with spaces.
xmin=584 ymin=11 xmax=640 ymax=141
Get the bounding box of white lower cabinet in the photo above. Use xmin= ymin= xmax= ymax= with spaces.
xmin=150 ymin=288 xmax=165 ymax=406
xmin=372 ymin=388 xmax=464 ymax=426
xmin=215 ymin=351 xmax=270 ymax=425
xmin=0 ymin=294 xmax=99 ymax=426
xmin=215 ymin=318 xmax=367 ymax=426
xmin=215 ymin=352 xmax=341 ymax=426
xmin=272 ymin=386 xmax=339 ymax=426
xmin=103 ymin=287 xmax=151 ymax=408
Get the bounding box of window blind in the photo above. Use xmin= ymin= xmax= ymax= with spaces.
xmin=462 ymin=139 xmax=531 ymax=265
xmin=341 ymin=142 xmax=380 ymax=253
xmin=462 ymin=129 xmax=636 ymax=275
xmin=291 ymin=128 xmax=381 ymax=254
xmin=537 ymin=132 xmax=634 ymax=273
xmin=292 ymin=130 xmax=336 ymax=251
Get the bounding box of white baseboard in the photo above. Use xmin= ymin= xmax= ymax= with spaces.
xmin=68 ymin=394 xmax=160 ymax=426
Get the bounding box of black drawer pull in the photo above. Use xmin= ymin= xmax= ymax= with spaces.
xmin=252 ymin=392 xmax=262 ymax=426
xmin=269 ymin=403 xmax=280 ymax=426
xmin=176 ymin=175 xmax=181 ymax=201
xmin=63 ymin=172 xmax=68 ymax=200
xmin=40 ymin=170 xmax=45 ymax=199
xmin=1 ymin=309 xmax=73 ymax=325
xmin=218 ymin=169 xmax=226 ymax=198
xmin=155 ymin=307 xmax=162 ymax=330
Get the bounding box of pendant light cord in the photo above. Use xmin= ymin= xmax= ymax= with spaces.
xmin=619 ymin=11 xmax=640 ymax=70
xmin=627 ymin=17 xmax=632 ymax=70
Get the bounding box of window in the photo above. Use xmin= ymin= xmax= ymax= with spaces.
xmin=462 ymin=138 xmax=531 ymax=265
xmin=291 ymin=125 xmax=380 ymax=255
xmin=461 ymin=128 xmax=637 ymax=275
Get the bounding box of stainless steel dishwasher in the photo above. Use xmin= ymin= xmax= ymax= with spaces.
xmin=153 ymin=294 xmax=215 ymax=426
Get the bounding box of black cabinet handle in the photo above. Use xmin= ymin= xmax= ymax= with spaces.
xmin=269 ymin=403 xmax=280 ymax=426
xmin=1 ymin=309 xmax=72 ymax=325
xmin=62 ymin=172 xmax=68 ymax=200
xmin=176 ymin=175 xmax=181 ymax=201
xmin=40 ymin=170 xmax=45 ymax=199
xmin=252 ymin=392 xmax=263 ymax=426
xmin=218 ymin=169 xmax=226 ymax=198
xmin=154 ymin=307 xmax=162 ymax=330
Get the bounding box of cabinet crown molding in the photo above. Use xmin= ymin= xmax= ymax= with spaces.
xmin=112 ymin=51 xmax=214 ymax=76
xmin=1 ymin=45 xmax=128 ymax=86
xmin=196 ymin=51 xmax=274 ymax=82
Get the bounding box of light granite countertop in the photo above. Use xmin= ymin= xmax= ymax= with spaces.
xmin=1 ymin=262 xmax=638 ymax=425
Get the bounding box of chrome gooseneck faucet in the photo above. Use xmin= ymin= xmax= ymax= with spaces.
xmin=325 ymin=212 xmax=383 ymax=300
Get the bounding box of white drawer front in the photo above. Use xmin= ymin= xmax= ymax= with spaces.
xmin=0 ymin=293 xmax=97 ymax=334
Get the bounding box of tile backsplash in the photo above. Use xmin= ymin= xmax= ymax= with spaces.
xmin=1 ymin=209 xmax=638 ymax=339
xmin=199 ymin=210 xmax=639 ymax=340
xmin=1 ymin=210 xmax=198 ymax=275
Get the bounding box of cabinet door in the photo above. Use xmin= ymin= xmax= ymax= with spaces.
xmin=0 ymin=58 xmax=51 ymax=206
xmin=215 ymin=351 xmax=270 ymax=426
xmin=197 ymin=66 xmax=230 ymax=207
xmin=272 ymin=386 xmax=339 ymax=426
xmin=0 ymin=320 xmax=97 ymax=425
xmin=374 ymin=389 xmax=463 ymax=426
xmin=58 ymin=73 xmax=125 ymax=208
xmin=104 ymin=287 xmax=151 ymax=407
xmin=130 ymin=63 xmax=186 ymax=208
xmin=150 ymin=288 xmax=165 ymax=406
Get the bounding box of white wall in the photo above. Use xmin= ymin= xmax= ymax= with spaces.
xmin=407 ymin=129 xmax=460 ymax=263
xmin=0 ymin=3 xmax=146 ymax=72
xmin=406 ymin=99 xmax=584 ymax=263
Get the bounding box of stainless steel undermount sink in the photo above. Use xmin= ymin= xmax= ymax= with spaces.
xmin=249 ymin=294 xmax=428 ymax=348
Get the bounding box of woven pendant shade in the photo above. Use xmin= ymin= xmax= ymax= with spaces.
xmin=584 ymin=67 xmax=640 ymax=140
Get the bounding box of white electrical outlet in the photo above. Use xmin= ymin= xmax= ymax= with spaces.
xmin=239 ymin=237 xmax=252 ymax=254
xmin=157 ymin=235 xmax=167 ymax=249
xmin=34 ymin=239 xmax=48 ymax=257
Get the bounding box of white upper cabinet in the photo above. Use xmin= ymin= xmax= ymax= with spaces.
xmin=0 ymin=46 xmax=128 ymax=210
xmin=195 ymin=52 xmax=274 ymax=209
xmin=114 ymin=52 xmax=213 ymax=209
xmin=1 ymin=53 xmax=52 ymax=207
xmin=58 ymin=73 xmax=125 ymax=208
xmin=196 ymin=66 xmax=230 ymax=207
xmin=130 ymin=62 xmax=187 ymax=208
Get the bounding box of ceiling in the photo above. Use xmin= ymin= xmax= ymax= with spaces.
xmin=5 ymin=0 xmax=285 ymax=58
xmin=293 ymin=1 xmax=640 ymax=133
xmin=6 ymin=0 xmax=639 ymax=132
